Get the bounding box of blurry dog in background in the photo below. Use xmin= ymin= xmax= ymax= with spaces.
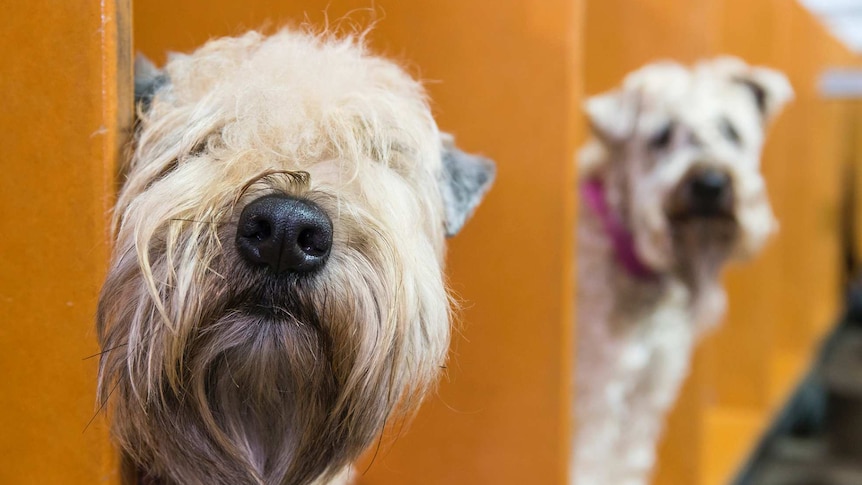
xmin=97 ymin=29 xmax=494 ymax=485
xmin=574 ymin=57 xmax=792 ymax=485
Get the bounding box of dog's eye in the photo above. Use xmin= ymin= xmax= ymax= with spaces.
xmin=720 ymin=118 xmax=741 ymax=145
xmin=649 ymin=123 xmax=674 ymax=150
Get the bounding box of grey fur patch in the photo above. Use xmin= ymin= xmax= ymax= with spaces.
xmin=134 ymin=55 xmax=169 ymax=111
xmin=439 ymin=136 xmax=496 ymax=237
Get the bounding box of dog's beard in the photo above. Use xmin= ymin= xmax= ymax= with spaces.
xmin=100 ymin=270 xmax=356 ymax=485
xmin=189 ymin=307 xmax=346 ymax=485
xmin=671 ymin=218 xmax=737 ymax=324
xmin=672 ymin=217 xmax=736 ymax=283
xmin=97 ymin=231 xmax=421 ymax=485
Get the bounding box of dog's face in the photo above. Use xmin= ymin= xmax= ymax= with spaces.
xmin=97 ymin=31 xmax=493 ymax=485
xmin=583 ymin=58 xmax=792 ymax=279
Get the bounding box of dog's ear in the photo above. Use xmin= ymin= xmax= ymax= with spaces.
xmin=439 ymin=134 xmax=496 ymax=237
xmin=134 ymin=54 xmax=169 ymax=112
xmin=705 ymin=56 xmax=793 ymax=122
xmin=734 ymin=66 xmax=793 ymax=122
xmin=584 ymin=90 xmax=638 ymax=145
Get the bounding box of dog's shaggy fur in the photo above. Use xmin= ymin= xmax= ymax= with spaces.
xmin=573 ymin=57 xmax=792 ymax=485
xmin=96 ymin=30 xmax=494 ymax=485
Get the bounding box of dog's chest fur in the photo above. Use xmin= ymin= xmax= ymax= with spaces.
xmin=574 ymin=207 xmax=699 ymax=485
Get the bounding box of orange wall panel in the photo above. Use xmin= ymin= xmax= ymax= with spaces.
xmin=584 ymin=0 xmax=721 ymax=95
xmin=855 ymin=103 xmax=862 ymax=266
xmin=0 ymin=1 xmax=131 ymax=483
xmin=134 ymin=2 xmax=583 ymax=484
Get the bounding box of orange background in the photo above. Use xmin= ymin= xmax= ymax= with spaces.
xmin=3 ymin=0 xmax=860 ymax=484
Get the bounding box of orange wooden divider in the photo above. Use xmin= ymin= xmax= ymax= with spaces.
xmin=856 ymin=103 xmax=862 ymax=263
xmin=0 ymin=1 xmax=131 ymax=484
xmin=584 ymin=1 xmax=861 ymax=484
xmin=135 ymin=2 xmax=583 ymax=484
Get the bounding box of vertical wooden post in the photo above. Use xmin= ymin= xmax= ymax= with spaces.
xmin=0 ymin=0 xmax=131 ymax=483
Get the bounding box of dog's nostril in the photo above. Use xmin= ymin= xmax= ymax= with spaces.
xmin=298 ymin=228 xmax=328 ymax=257
xmin=236 ymin=195 xmax=333 ymax=274
xmin=247 ymin=218 xmax=272 ymax=241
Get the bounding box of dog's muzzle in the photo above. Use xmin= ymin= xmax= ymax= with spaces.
xmin=236 ymin=195 xmax=333 ymax=273
xmin=669 ymin=167 xmax=735 ymax=220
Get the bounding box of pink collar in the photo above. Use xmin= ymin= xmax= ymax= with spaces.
xmin=582 ymin=178 xmax=658 ymax=280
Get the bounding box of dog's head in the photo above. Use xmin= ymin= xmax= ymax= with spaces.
xmin=582 ymin=57 xmax=791 ymax=282
xmin=97 ymin=30 xmax=494 ymax=485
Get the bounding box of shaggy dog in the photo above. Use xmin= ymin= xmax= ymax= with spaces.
xmin=96 ymin=30 xmax=494 ymax=485
xmin=573 ymin=57 xmax=792 ymax=485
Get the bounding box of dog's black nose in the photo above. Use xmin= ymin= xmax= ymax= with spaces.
xmin=690 ymin=168 xmax=731 ymax=203
xmin=686 ymin=168 xmax=735 ymax=218
xmin=236 ymin=195 xmax=332 ymax=274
